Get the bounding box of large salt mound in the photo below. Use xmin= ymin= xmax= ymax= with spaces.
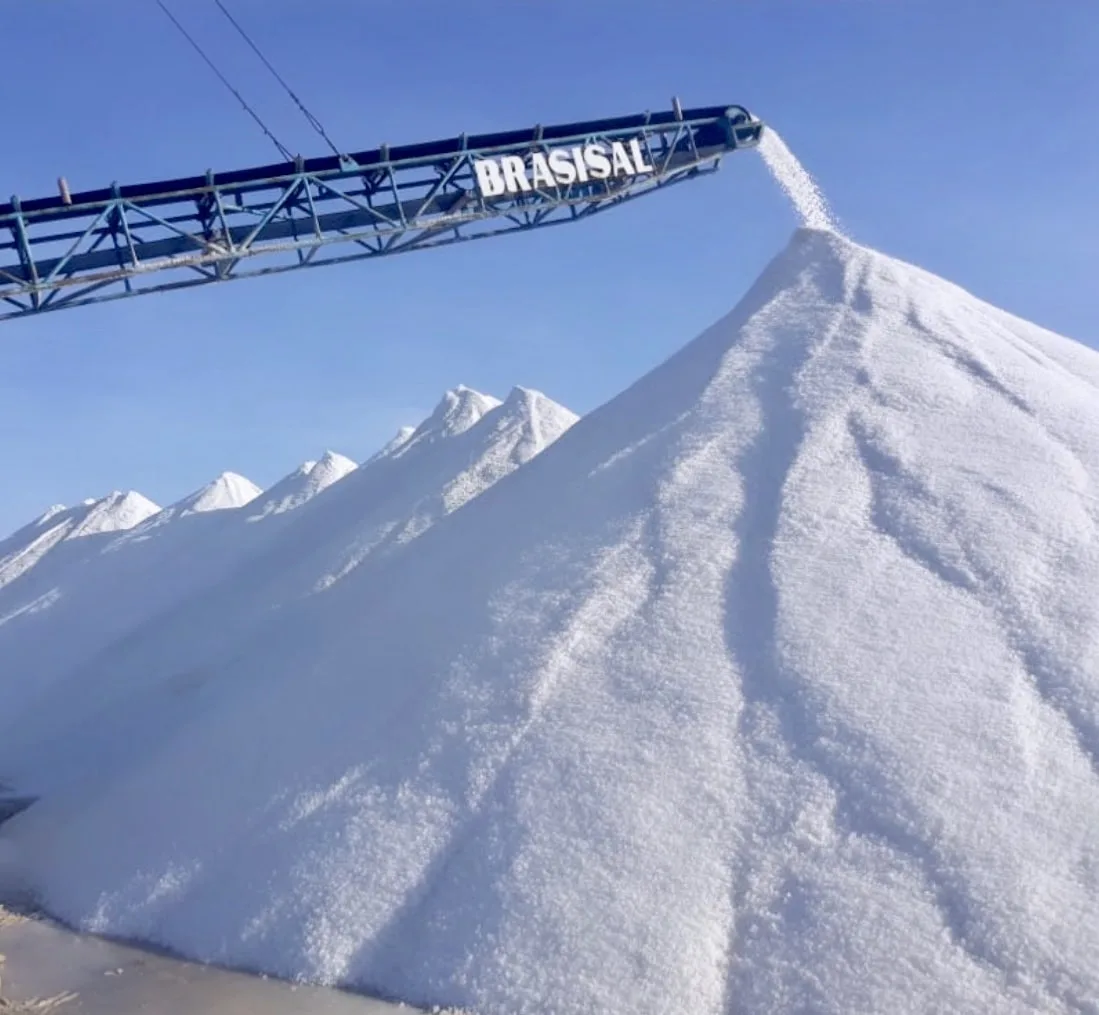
xmin=5 ymin=229 xmax=1099 ymax=1015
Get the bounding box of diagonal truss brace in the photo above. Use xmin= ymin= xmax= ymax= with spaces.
xmin=0 ymin=102 xmax=763 ymax=322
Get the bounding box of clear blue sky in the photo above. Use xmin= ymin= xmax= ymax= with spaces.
xmin=1 ymin=0 xmax=1095 ymax=535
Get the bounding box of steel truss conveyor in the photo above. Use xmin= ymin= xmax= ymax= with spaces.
xmin=0 ymin=100 xmax=763 ymax=322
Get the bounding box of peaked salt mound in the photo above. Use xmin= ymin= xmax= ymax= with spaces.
xmin=122 ymin=471 xmax=262 ymax=534
xmin=6 ymin=230 xmax=1099 ymax=1015
xmin=366 ymin=425 xmax=416 ymax=465
xmin=0 ymin=491 xmax=159 ymax=590
xmin=436 ymin=385 xmax=580 ymax=516
xmin=0 ymin=475 xmax=252 ymax=707
xmin=394 ymin=385 xmax=502 ymax=456
xmin=176 ymin=471 xmax=262 ymax=516
xmin=247 ymin=452 xmax=357 ymax=521
xmin=310 ymin=384 xmax=576 ymax=576
xmin=0 ymin=512 xmax=81 ymax=590
xmin=66 ymin=491 xmax=159 ymax=539
xmin=30 ymin=505 xmax=67 ymax=528
xmin=308 ymin=451 xmax=358 ymax=487
xmin=0 ymin=506 xmax=82 ymax=585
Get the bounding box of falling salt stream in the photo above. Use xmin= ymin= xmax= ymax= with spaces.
xmin=757 ymin=128 xmax=840 ymax=233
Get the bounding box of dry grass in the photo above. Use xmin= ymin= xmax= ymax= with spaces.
xmin=0 ymin=907 xmax=77 ymax=1013
xmin=0 ymin=992 xmax=79 ymax=1013
xmin=0 ymin=910 xmax=25 ymax=931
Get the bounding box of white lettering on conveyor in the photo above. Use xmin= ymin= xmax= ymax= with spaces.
xmin=473 ymin=139 xmax=654 ymax=197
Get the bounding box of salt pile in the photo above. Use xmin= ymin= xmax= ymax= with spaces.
xmin=246 ymin=452 xmax=358 ymax=522
xmin=0 ymin=461 xmax=331 ymax=717
xmin=65 ymin=491 xmax=160 ymax=539
xmin=0 ymin=386 xmax=578 ymax=795
xmin=137 ymin=470 xmax=262 ymax=528
xmin=3 ymin=227 xmax=1097 ymax=1015
xmin=0 ymin=492 xmax=159 ymax=591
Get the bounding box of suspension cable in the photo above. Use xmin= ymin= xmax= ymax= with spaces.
xmin=155 ymin=0 xmax=295 ymax=162
xmin=212 ymin=0 xmax=344 ymax=159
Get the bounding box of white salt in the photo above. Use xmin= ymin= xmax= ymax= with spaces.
xmin=758 ymin=128 xmax=839 ymax=232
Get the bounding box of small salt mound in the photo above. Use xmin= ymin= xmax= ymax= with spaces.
xmin=67 ymin=491 xmax=160 ymax=539
xmin=177 ymin=471 xmax=262 ymax=516
xmin=247 ymin=452 xmax=357 ymax=521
